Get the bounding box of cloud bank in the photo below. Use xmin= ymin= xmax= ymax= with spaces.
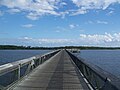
xmin=0 ymin=0 xmax=120 ymax=20
xmin=1 ymin=33 xmax=120 ymax=47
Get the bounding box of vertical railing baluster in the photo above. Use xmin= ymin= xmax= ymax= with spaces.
xmin=18 ymin=64 xmax=21 ymax=80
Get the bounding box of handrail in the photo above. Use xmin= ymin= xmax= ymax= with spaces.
xmin=0 ymin=50 xmax=60 ymax=90
xmin=0 ymin=57 xmax=35 ymax=76
xmin=67 ymin=50 xmax=120 ymax=90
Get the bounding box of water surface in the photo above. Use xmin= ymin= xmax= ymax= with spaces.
xmin=0 ymin=50 xmax=120 ymax=78
xmin=76 ymin=50 xmax=120 ymax=78
xmin=0 ymin=50 xmax=51 ymax=65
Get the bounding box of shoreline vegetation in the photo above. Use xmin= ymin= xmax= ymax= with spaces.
xmin=0 ymin=45 xmax=120 ymax=50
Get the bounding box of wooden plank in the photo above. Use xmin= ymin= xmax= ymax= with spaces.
xmin=12 ymin=50 xmax=89 ymax=90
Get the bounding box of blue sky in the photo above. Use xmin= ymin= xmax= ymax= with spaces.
xmin=0 ymin=0 xmax=120 ymax=47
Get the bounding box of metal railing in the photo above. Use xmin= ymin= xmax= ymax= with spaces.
xmin=67 ymin=51 xmax=120 ymax=90
xmin=0 ymin=50 xmax=60 ymax=90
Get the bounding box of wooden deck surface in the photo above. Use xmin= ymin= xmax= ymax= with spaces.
xmin=12 ymin=50 xmax=89 ymax=90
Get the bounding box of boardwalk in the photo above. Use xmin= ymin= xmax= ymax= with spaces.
xmin=12 ymin=50 xmax=89 ymax=90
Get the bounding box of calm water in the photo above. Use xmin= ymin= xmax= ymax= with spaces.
xmin=0 ymin=50 xmax=51 ymax=65
xmin=0 ymin=50 xmax=120 ymax=78
xmin=76 ymin=50 xmax=120 ymax=78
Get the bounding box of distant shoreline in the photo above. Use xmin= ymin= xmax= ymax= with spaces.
xmin=0 ymin=45 xmax=120 ymax=50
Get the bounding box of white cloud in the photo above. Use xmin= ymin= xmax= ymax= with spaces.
xmin=26 ymin=13 xmax=40 ymax=20
xmin=18 ymin=32 xmax=120 ymax=46
xmin=71 ymin=0 xmax=120 ymax=15
xmin=97 ymin=20 xmax=108 ymax=24
xmin=86 ymin=20 xmax=108 ymax=24
xmin=38 ymin=39 xmax=72 ymax=44
xmin=70 ymin=9 xmax=87 ymax=16
xmin=22 ymin=24 xmax=34 ymax=28
xmin=69 ymin=24 xmax=75 ymax=29
xmin=69 ymin=24 xmax=79 ymax=29
xmin=19 ymin=37 xmax=74 ymax=46
xmin=0 ymin=0 xmax=120 ymax=19
xmin=60 ymin=2 xmax=67 ymax=6
xmin=22 ymin=37 xmax=33 ymax=40
xmin=1 ymin=33 xmax=120 ymax=46
xmin=7 ymin=9 xmax=21 ymax=14
xmin=107 ymin=10 xmax=114 ymax=15
xmin=72 ymin=0 xmax=120 ymax=9
xmin=0 ymin=0 xmax=61 ymax=20
xmin=79 ymin=33 xmax=120 ymax=46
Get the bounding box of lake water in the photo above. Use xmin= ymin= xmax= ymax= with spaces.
xmin=0 ymin=50 xmax=51 ymax=65
xmin=0 ymin=50 xmax=120 ymax=78
xmin=75 ymin=50 xmax=120 ymax=78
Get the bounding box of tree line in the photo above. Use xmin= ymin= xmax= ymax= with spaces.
xmin=0 ymin=45 xmax=120 ymax=50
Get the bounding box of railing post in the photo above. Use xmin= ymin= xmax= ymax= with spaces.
xmin=25 ymin=62 xmax=31 ymax=74
xmin=41 ymin=57 xmax=43 ymax=64
xmin=18 ymin=64 xmax=21 ymax=80
xmin=0 ymin=50 xmax=60 ymax=89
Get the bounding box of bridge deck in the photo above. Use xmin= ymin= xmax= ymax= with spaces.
xmin=12 ymin=50 xmax=89 ymax=90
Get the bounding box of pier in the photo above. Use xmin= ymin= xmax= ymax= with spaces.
xmin=12 ymin=50 xmax=89 ymax=90
xmin=0 ymin=50 xmax=120 ymax=90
